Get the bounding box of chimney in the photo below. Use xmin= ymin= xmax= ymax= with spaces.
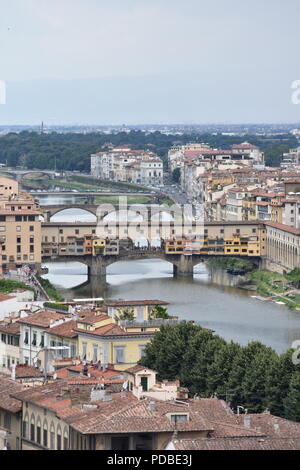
xmin=244 ymin=414 xmax=251 ymax=429
xmin=11 ymin=364 xmax=16 ymax=381
xmin=147 ymin=401 xmax=156 ymax=412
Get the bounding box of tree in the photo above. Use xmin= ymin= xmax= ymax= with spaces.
xmin=149 ymin=305 xmax=171 ymax=320
xmin=285 ymin=268 xmax=300 ymax=289
xmin=265 ymin=349 xmax=296 ymax=416
xmin=206 ymin=341 xmax=242 ymax=398
xmin=240 ymin=343 xmax=278 ymax=413
xmin=114 ymin=308 xmax=135 ymax=322
xmin=283 ymin=372 xmax=300 ymax=421
xmin=139 ymin=321 xmax=199 ymax=380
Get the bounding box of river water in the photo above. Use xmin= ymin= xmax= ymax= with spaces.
xmin=36 ymin=196 xmax=300 ymax=354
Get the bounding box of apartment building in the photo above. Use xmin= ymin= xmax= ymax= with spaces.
xmin=91 ymin=147 xmax=163 ymax=185
xmin=17 ymin=311 xmax=71 ymax=367
xmin=0 ymin=177 xmax=42 ymax=272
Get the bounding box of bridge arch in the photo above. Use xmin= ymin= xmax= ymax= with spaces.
xmin=21 ymin=171 xmax=52 ymax=180
xmin=46 ymin=206 xmax=97 ymax=221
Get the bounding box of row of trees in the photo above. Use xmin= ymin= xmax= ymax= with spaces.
xmin=139 ymin=322 xmax=300 ymax=421
xmin=0 ymin=131 xmax=297 ymax=172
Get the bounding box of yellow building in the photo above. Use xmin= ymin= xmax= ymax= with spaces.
xmin=75 ymin=314 xmax=155 ymax=370
xmin=270 ymin=201 xmax=283 ymax=224
xmin=92 ymin=238 xmax=105 ymax=256
xmin=224 ymin=236 xmax=262 ymax=256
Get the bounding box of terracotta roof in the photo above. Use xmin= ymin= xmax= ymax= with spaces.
xmin=14 ymin=365 xmax=45 ymax=378
xmin=17 ymin=311 xmax=69 ymax=328
xmin=125 ymin=365 xmax=156 ymax=374
xmin=77 ymin=314 xmax=111 ymax=325
xmin=0 ymin=322 xmax=20 ymax=335
xmin=75 ymin=323 xmax=127 ymax=337
xmin=75 ymin=323 xmax=155 ymax=337
xmin=65 ymin=396 xmax=214 ymax=435
xmin=0 ymin=375 xmax=23 ymax=413
xmin=170 ymin=437 xmax=300 ymax=450
xmin=232 ymin=143 xmax=258 ymax=149
xmin=265 ymin=221 xmax=300 ymax=235
xmin=105 ymin=300 xmax=169 ymax=307
xmin=52 ymin=363 xmax=123 ymax=380
xmin=0 ymin=294 xmax=15 ymax=302
xmin=236 ymin=412 xmax=300 ymax=437
xmin=48 ymin=320 xmax=78 ymax=338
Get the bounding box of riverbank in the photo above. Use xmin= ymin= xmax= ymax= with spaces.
xmin=207 ymin=258 xmax=300 ymax=310
xmin=36 ymin=275 xmax=64 ymax=302
xmin=250 ymin=270 xmax=300 ymax=310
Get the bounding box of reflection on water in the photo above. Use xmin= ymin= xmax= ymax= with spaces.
xmin=42 ymin=259 xmax=300 ymax=353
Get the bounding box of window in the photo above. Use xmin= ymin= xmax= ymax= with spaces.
xmin=40 ymin=335 xmax=45 ymax=348
xmin=4 ymin=413 xmax=11 ymax=431
xmin=29 ymin=226 xmax=34 ymax=232
xmin=15 ymin=215 xmax=22 ymax=221
xmin=115 ymin=346 xmax=125 ymax=364
xmin=43 ymin=428 xmax=48 ymax=447
xmin=30 ymin=423 xmax=35 ymax=442
xmin=82 ymin=343 xmax=87 ymax=360
xmin=16 ymin=226 xmax=21 ymax=231
xmin=93 ymin=344 xmax=98 ymax=362
xmin=170 ymin=414 xmax=188 ymax=423
xmin=22 ymin=421 xmax=28 ymax=438
xmin=0 ymin=226 xmax=5 ymax=232
xmin=57 ymin=433 xmax=62 ymax=450
xmin=28 ymin=215 xmax=35 ymax=221
xmin=36 ymin=425 xmax=41 ymax=444
xmin=32 ymin=332 xmax=37 ymax=346
xmin=139 ymin=345 xmax=146 ymax=358
xmin=24 ymin=330 xmax=29 ymax=345
xmin=50 ymin=431 xmax=55 ymax=450
xmin=71 ymin=344 xmax=76 ymax=357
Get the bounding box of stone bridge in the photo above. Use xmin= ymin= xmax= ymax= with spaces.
xmin=41 ymin=202 xmax=181 ymax=222
xmin=42 ymin=249 xmax=262 ymax=280
xmin=0 ymin=169 xmax=56 ymax=181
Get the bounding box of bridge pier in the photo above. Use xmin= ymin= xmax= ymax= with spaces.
xmin=88 ymin=256 xmax=107 ymax=280
xmin=173 ymin=255 xmax=194 ymax=277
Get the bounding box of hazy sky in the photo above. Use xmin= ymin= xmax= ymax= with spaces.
xmin=1 ymin=0 xmax=300 ymax=124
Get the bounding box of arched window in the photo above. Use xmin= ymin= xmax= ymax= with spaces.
xmin=22 ymin=412 xmax=29 ymax=439
xmin=30 ymin=413 xmax=35 ymax=442
xmin=43 ymin=420 xmax=48 ymax=448
xmin=63 ymin=426 xmax=69 ymax=450
xmin=50 ymin=422 xmax=55 ymax=450
xmin=36 ymin=417 xmax=41 ymax=445
xmin=57 ymin=424 xmax=62 ymax=450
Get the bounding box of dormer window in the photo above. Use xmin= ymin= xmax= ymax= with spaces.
xmin=169 ymin=413 xmax=189 ymax=423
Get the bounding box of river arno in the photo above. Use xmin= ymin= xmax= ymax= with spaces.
xmin=34 ymin=195 xmax=300 ymax=354
xmin=41 ymin=258 xmax=300 ymax=354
